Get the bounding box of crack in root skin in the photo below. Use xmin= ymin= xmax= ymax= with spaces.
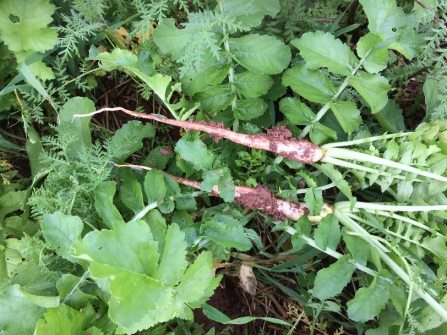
xmin=233 ymin=185 xmax=309 ymax=221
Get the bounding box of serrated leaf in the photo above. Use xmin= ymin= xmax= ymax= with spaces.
xmin=175 ymin=139 xmax=215 ymax=170
xmin=0 ymin=284 xmax=59 ymax=335
xmin=357 ymin=33 xmax=388 ymax=74
xmin=304 ymin=188 xmax=323 ymax=216
xmin=156 ymin=224 xmax=188 ymax=286
xmin=292 ymin=31 xmax=359 ymax=75
xmin=201 ymin=218 xmax=252 ymax=251
xmin=41 ymin=212 xmax=83 ymax=262
xmin=194 ymin=84 xmax=235 ymax=112
xmin=59 ymin=97 xmax=95 ymax=158
xmin=94 ymin=181 xmax=124 ymax=228
xmin=109 ymin=120 xmax=155 ymax=160
xmin=282 ymin=64 xmax=336 ymax=103
xmin=330 ymin=101 xmax=362 ymax=134
xmin=315 ymin=164 xmax=354 ymax=202
xmin=34 ymin=304 xmax=88 ymax=335
xmin=235 ymin=71 xmax=273 ymax=98
xmin=314 ymin=214 xmax=340 ymax=250
xmin=235 ymin=98 xmax=268 ymax=121
xmin=144 ymin=169 xmax=167 ymax=204
xmin=229 ymin=34 xmax=291 ymax=75
xmin=313 ymin=256 xmax=356 ymax=300
xmin=348 ymin=71 xmax=390 ymax=113
xmin=347 ymin=275 xmax=390 ymax=322
xmin=279 ymin=97 xmax=315 ymax=125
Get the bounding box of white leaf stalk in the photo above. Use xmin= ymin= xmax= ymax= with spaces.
xmin=334 ymin=202 xmax=447 ymax=322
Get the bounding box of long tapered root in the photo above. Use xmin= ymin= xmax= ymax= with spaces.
xmin=114 ymin=163 xmax=333 ymax=221
xmin=73 ymin=107 xmax=324 ymax=164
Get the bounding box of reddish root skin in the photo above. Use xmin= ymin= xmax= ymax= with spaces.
xmin=74 ymin=107 xmax=324 ymax=164
xmin=114 ymin=163 xmax=333 ymax=222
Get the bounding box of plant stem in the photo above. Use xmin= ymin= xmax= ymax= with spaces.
xmin=300 ymin=50 xmax=371 ymax=138
xmin=351 ymin=202 xmax=447 ymax=212
xmin=324 ymin=147 xmax=447 ymax=183
xmin=321 ymin=132 xmax=413 ymax=149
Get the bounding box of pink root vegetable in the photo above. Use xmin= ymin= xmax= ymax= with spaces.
xmin=74 ymin=107 xmax=325 ymax=164
xmin=114 ymin=163 xmax=333 ymax=222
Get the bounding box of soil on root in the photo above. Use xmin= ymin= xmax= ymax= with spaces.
xmin=194 ymin=276 xmax=267 ymax=334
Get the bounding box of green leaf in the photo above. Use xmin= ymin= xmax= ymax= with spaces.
xmin=59 ymin=97 xmax=95 ymax=158
xmin=156 ymin=224 xmax=188 ymax=286
xmin=279 ymin=97 xmax=315 ymax=125
xmin=344 ymin=234 xmax=371 ymax=267
xmin=374 ymin=100 xmax=405 ymax=132
xmin=145 ymin=209 xmax=167 ymax=255
xmin=219 ymin=0 xmax=281 ymax=29
xmin=25 ymin=126 xmax=47 ymax=178
xmin=313 ymin=256 xmax=356 ymax=300
xmin=314 ymin=214 xmax=340 ymax=250
xmin=315 ymin=164 xmax=354 ymax=202
xmin=0 ymin=284 xmax=59 ymax=335
xmin=235 ymin=72 xmax=274 ymax=98
xmin=282 ymin=64 xmax=336 ymax=103
xmin=291 ymin=31 xmax=359 ymax=76
xmin=0 ymin=0 xmax=57 ymax=53
xmin=348 ymin=71 xmax=390 ymax=113
xmin=56 ymin=274 xmax=96 ymax=310
xmin=201 ymin=218 xmax=252 ymax=251
xmin=310 ymin=123 xmax=338 ymax=145
xmin=175 ymin=139 xmax=215 ymax=170
xmin=119 ymin=170 xmax=144 ymax=214
xmin=235 ymin=98 xmax=268 ymax=121
xmin=347 ymin=275 xmax=390 ymax=322
xmin=41 ymin=212 xmax=83 ymax=262
xmin=330 ymin=101 xmax=362 ymax=134
xmin=144 ymin=169 xmax=167 ymax=204
xmin=202 ymin=169 xmax=235 ymax=202
xmin=94 ymin=181 xmax=124 ymax=228
xmin=194 ymin=84 xmax=235 ymax=112
xmin=304 ymin=188 xmax=323 ymax=216
xmin=34 ymin=304 xmax=88 ymax=335
xmin=357 ymin=33 xmax=388 ymax=74
xmin=109 ymin=120 xmax=155 ymax=160
xmin=229 ymin=34 xmax=291 ymax=75
xmin=182 ymin=59 xmax=230 ymax=96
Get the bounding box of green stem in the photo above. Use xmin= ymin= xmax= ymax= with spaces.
xmin=300 ymin=49 xmax=372 ymax=138
xmin=324 ymin=147 xmax=447 ymax=183
xmin=350 ymin=202 xmax=447 ymax=212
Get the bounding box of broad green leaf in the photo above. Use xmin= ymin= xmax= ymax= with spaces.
xmin=202 ymin=169 xmax=235 ymax=202
xmin=4 ymin=216 xmax=38 ymax=238
xmin=235 ymin=71 xmax=273 ymax=98
xmin=156 ymin=224 xmax=188 ymax=286
xmin=0 ymin=0 xmax=57 ymax=59
xmin=310 ymin=122 xmax=338 ymax=145
xmin=201 ymin=218 xmax=252 ymax=251
xmin=292 ymin=31 xmax=359 ymax=76
xmin=25 ymin=126 xmax=47 ymax=178
xmin=347 ymin=275 xmax=390 ymax=322
xmin=423 ymin=77 xmax=440 ymax=118
xmin=282 ymin=64 xmax=336 ymax=103
xmin=0 ymin=284 xmax=59 ymax=335
xmin=56 ymin=274 xmax=96 ymax=310
xmin=235 ymin=98 xmax=268 ymax=121
xmin=315 ymin=164 xmax=354 ymax=202
xmin=41 ymin=212 xmax=83 ymax=262
xmin=145 ymin=209 xmax=167 ymax=255
xmin=304 ymin=188 xmax=323 ymax=216
xmin=330 ymin=101 xmax=362 ymax=134
xmin=344 ymin=234 xmax=371 ymax=267
xmin=313 ymin=256 xmax=356 ymax=300
xmin=419 ymin=293 xmax=447 ymax=331
xmin=176 ymin=251 xmax=213 ymax=302
xmin=10 ymin=263 xmax=57 ymax=296
xmin=109 ymin=120 xmax=155 ymax=160
xmin=94 ymin=181 xmax=124 ymax=228
xmin=152 ymin=18 xmax=198 ymax=60
xmin=314 ymin=214 xmax=340 ymax=250
xmin=59 ymin=97 xmax=95 ymax=158
xmin=201 ymin=170 xmax=220 ymax=193
xmin=374 ymin=100 xmax=405 ymax=132
xmin=357 ymin=33 xmax=388 ymax=73
xmin=143 ymin=145 xmax=174 ymax=169
xmin=279 ymin=97 xmax=315 ymax=125
xmin=348 ymin=71 xmax=390 ymax=113
xmin=144 ymin=169 xmax=167 ymax=204
xmin=119 ymin=170 xmax=144 ymax=214
xmin=219 ymin=0 xmax=281 ymax=29
xmin=175 ymin=139 xmax=214 ymax=170
xmin=194 ymin=84 xmax=235 ymax=112
xmin=229 ymin=34 xmax=291 ymax=75
xmin=182 ymin=59 xmax=230 ymax=96
xmin=423 ymin=236 xmax=447 ymax=261
xmin=34 ymin=304 xmax=88 ymax=335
